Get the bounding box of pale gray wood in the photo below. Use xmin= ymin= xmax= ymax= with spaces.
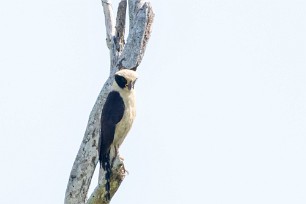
xmin=115 ymin=0 xmax=127 ymax=53
xmin=64 ymin=1 xmax=154 ymax=204
xmin=120 ymin=1 xmax=154 ymax=70
xmin=102 ymin=0 xmax=115 ymax=49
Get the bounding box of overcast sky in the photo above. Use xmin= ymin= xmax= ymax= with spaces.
xmin=0 ymin=0 xmax=305 ymax=203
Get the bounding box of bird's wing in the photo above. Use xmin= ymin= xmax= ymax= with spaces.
xmin=99 ymin=91 xmax=125 ymax=160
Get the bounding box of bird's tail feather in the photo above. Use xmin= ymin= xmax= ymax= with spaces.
xmin=101 ymin=152 xmax=111 ymax=201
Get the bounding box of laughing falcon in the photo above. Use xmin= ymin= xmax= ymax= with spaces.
xmin=99 ymin=69 xmax=138 ymax=200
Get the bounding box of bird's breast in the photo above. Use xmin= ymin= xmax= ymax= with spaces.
xmin=113 ymin=92 xmax=136 ymax=147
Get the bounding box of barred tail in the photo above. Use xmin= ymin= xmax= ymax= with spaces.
xmin=100 ymin=152 xmax=111 ymax=201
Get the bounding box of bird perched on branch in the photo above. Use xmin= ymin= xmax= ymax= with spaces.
xmin=99 ymin=69 xmax=138 ymax=200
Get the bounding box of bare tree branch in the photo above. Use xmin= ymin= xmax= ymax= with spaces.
xmin=86 ymin=157 xmax=125 ymax=204
xmin=64 ymin=1 xmax=154 ymax=204
xmin=101 ymin=0 xmax=115 ymax=48
xmin=120 ymin=1 xmax=154 ymax=70
xmin=115 ymin=0 xmax=127 ymax=53
xmin=64 ymin=78 xmax=113 ymax=204
xmin=128 ymin=0 xmax=144 ymax=32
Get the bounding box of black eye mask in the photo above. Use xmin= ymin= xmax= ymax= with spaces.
xmin=115 ymin=75 xmax=127 ymax=89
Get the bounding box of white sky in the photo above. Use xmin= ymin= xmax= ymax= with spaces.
xmin=0 ymin=0 xmax=306 ymax=203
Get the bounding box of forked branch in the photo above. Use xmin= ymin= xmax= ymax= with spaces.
xmin=64 ymin=1 xmax=154 ymax=204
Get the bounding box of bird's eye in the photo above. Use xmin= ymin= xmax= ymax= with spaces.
xmin=115 ymin=75 xmax=127 ymax=89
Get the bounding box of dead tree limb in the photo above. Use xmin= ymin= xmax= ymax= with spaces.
xmin=64 ymin=0 xmax=154 ymax=204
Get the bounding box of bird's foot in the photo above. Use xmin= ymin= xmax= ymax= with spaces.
xmin=121 ymin=162 xmax=129 ymax=175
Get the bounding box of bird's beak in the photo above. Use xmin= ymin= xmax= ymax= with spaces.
xmin=127 ymin=81 xmax=133 ymax=90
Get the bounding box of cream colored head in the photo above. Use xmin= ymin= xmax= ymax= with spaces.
xmin=113 ymin=69 xmax=138 ymax=92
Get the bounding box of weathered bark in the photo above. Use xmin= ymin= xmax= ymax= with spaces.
xmin=64 ymin=0 xmax=154 ymax=204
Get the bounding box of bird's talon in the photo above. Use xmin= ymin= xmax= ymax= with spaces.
xmin=121 ymin=164 xmax=129 ymax=175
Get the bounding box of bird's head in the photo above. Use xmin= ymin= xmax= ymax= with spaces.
xmin=114 ymin=69 xmax=138 ymax=91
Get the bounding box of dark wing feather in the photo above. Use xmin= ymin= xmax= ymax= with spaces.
xmin=99 ymin=91 xmax=125 ymax=161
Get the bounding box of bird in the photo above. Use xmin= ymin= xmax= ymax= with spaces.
xmin=99 ymin=68 xmax=138 ymax=200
